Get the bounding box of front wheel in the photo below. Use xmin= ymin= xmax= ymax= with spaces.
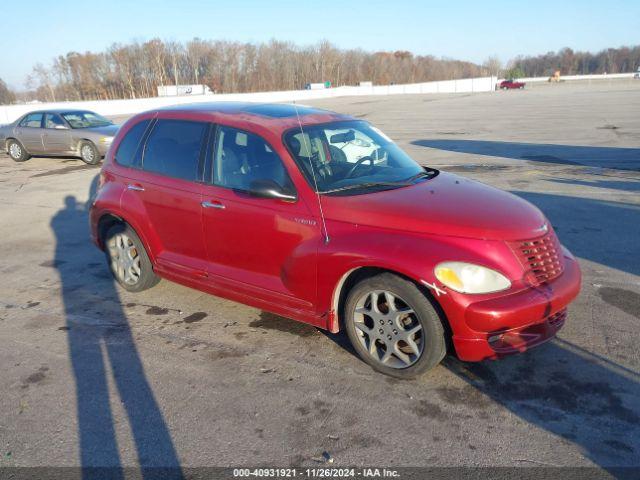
xmin=104 ymin=223 xmax=159 ymax=292
xmin=7 ymin=139 xmax=30 ymax=162
xmin=344 ymin=273 xmax=446 ymax=378
xmin=79 ymin=141 xmax=100 ymax=165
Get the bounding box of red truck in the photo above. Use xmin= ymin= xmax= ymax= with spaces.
xmin=499 ymin=79 xmax=526 ymax=89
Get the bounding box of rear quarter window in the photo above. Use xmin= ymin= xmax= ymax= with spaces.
xmin=114 ymin=119 xmax=151 ymax=168
xmin=142 ymin=119 xmax=207 ymax=181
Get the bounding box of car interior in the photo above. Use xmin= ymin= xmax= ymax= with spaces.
xmin=214 ymin=127 xmax=292 ymax=191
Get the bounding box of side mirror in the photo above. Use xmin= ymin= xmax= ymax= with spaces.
xmin=54 ymin=124 xmax=68 ymax=130
xmin=248 ymin=179 xmax=297 ymax=202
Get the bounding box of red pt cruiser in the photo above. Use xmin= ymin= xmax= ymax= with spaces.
xmin=90 ymin=103 xmax=581 ymax=378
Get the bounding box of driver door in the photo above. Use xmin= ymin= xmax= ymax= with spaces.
xmin=200 ymin=124 xmax=319 ymax=312
xmin=42 ymin=113 xmax=73 ymax=154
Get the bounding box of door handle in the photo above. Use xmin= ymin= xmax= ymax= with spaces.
xmin=127 ymin=184 xmax=144 ymax=192
xmin=202 ymin=200 xmax=225 ymax=209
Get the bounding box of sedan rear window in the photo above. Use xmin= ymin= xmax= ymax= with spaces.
xmin=20 ymin=113 xmax=43 ymax=128
xmin=143 ymin=120 xmax=207 ymax=181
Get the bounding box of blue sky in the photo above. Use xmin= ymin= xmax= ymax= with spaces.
xmin=3 ymin=0 xmax=639 ymax=89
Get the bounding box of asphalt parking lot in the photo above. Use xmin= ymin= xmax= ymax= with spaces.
xmin=0 ymin=80 xmax=639 ymax=474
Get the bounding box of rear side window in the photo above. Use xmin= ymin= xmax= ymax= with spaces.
xmin=115 ymin=119 xmax=150 ymax=168
xmin=143 ymin=120 xmax=207 ymax=181
xmin=20 ymin=113 xmax=43 ymax=128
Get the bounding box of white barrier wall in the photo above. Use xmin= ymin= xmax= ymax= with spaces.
xmin=0 ymin=76 xmax=498 ymax=124
xmin=503 ymin=73 xmax=636 ymax=83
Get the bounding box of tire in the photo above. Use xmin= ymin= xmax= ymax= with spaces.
xmin=79 ymin=141 xmax=100 ymax=165
xmin=104 ymin=223 xmax=159 ymax=292
xmin=344 ymin=273 xmax=446 ymax=379
xmin=7 ymin=139 xmax=30 ymax=162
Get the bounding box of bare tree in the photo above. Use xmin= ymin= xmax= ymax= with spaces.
xmin=21 ymin=38 xmax=503 ymax=101
xmin=0 ymin=78 xmax=16 ymax=105
xmin=483 ymin=55 xmax=502 ymax=77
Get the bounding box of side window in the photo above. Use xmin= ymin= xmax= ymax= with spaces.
xmin=143 ymin=120 xmax=207 ymax=181
xmin=213 ymin=126 xmax=293 ymax=191
xmin=44 ymin=113 xmax=66 ymax=129
xmin=19 ymin=113 xmax=43 ymax=128
xmin=115 ymin=119 xmax=150 ymax=168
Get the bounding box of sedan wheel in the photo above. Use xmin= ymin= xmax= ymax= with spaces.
xmin=7 ymin=140 xmax=30 ymax=162
xmin=80 ymin=141 xmax=99 ymax=165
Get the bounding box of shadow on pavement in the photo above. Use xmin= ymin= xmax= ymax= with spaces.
xmin=548 ymin=177 xmax=640 ymax=193
xmin=444 ymin=337 xmax=640 ymax=472
xmin=411 ymin=139 xmax=640 ymax=171
xmin=50 ymin=194 xmax=183 ymax=479
xmin=512 ymin=191 xmax=640 ymax=277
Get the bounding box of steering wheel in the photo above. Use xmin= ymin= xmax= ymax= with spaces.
xmin=345 ymin=156 xmax=374 ymax=179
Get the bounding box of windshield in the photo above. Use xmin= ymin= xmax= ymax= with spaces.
xmin=284 ymin=121 xmax=429 ymax=194
xmin=61 ymin=111 xmax=113 ymax=129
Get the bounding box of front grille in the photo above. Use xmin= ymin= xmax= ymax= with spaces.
xmin=510 ymin=230 xmax=564 ymax=285
xmin=547 ymin=309 xmax=567 ymax=327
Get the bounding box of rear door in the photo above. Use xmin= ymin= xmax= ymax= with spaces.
xmin=15 ymin=113 xmax=45 ymax=153
xmin=129 ymin=118 xmax=210 ymax=277
xmin=42 ymin=113 xmax=73 ymax=154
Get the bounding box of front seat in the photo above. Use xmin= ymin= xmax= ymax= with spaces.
xmin=220 ymin=133 xmax=247 ymax=188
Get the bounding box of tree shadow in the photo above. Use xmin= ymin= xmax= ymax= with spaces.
xmin=443 ymin=189 xmax=640 ymax=471
xmin=444 ymin=338 xmax=640 ymax=473
xmin=548 ymin=177 xmax=640 ymax=193
xmin=411 ymin=139 xmax=640 ymax=171
xmin=51 ymin=195 xmax=183 ymax=479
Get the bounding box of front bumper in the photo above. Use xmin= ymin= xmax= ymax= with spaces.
xmin=96 ymin=141 xmax=112 ymax=156
xmin=451 ymin=253 xmax=581 ymax=361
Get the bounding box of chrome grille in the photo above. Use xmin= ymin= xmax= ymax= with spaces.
xmin=511 ymin=231 xmax=564 ymax=285
xmin=547 ymin=309 xmax=567 ymax=327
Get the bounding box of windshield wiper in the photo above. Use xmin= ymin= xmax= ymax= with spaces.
xmin=322 ymin=181 xmax=412 ymax=194
xmin=403 ymin=169 xmax=437 ymax=182
xmin=323 ymin=169 xmax=438 ymax=194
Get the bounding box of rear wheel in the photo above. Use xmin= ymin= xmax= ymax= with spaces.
xmin=344 ymin=273 xmax=446 ymax=378
xmin=7 ymin=139 xmax=30 ymax=162
xmin=104 ymin=223 xmax=159 ymax=292
xmin=79 ymin=141 xmax=100 ymax=165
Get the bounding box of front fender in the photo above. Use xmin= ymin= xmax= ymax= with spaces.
xmin=317 ymin=221 xmax=523 ymax=336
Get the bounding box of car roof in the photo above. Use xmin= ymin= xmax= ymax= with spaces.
xmin=152 ymin=102 xmax=356 ymax=132
xmin=21 ymin=108 xmax=97 ymax=115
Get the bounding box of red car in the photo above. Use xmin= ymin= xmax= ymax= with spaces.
xmin=90 ymin=103 xmax=581 ymax=378
xmin=499 ymin=79 xmax=526 ymax=90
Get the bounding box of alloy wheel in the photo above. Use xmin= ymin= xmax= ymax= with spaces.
xmin=352 ymin=289 xmax=424 ymax=369
xmin=107 ymin=233 xmax=141 ymax=285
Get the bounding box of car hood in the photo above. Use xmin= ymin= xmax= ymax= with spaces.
xmin=322 ymin=172 xmax=547 ymax=241
xmin=84 ymin=124 xmax=119 ymax=136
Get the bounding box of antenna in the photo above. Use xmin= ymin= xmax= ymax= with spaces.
xmin=292 ymin=101 xmax=330 ymax=244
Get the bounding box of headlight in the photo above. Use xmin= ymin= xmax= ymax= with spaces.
xmin=99 ymin=136 xmax=113 ymax=144
xmin=434 ymin=262 xmax=511 ymax=294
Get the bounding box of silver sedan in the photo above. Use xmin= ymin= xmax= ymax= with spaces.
xmin=0 ymin=109 xmax=119 ymax=165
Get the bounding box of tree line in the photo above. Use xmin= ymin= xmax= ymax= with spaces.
xmin=9 ymin=39 xmax=485 ymax=103
xmin=508 ymin=46 xmax=640 ymax=78
xmin=2 ymin=42 xmax=638 ymax=105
